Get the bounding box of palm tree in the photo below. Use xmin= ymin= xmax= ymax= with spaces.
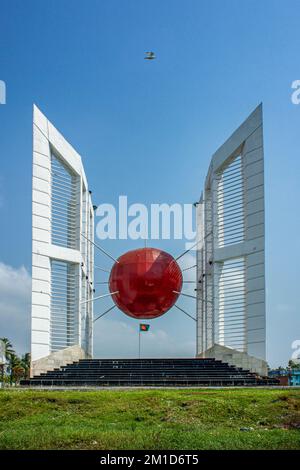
xmin=0 ymin=337 xmax=15 ymax=361
xmin=21 ymin=353 xmax=31 ymax=380
xmin=0 ymin=338 xmax=15 ymax=384
xmin=12 ymin=364 xmax=25 ymax=384
xmin=9 ymin=353 xmax=22 ymax=384
xmin=0 ymin=339 xmax=31 ymax=384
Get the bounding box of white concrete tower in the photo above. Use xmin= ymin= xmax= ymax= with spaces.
xmin=31 ymin=105 xmax=94 ymax=376
xmin=196 ymin=104 xmax=267 ymax=375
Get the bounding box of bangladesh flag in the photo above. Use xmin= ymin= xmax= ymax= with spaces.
xmin=140 ymin=324 xmax=150 ymax=332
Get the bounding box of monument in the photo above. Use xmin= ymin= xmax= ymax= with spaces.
xmin=29 ymin=104 xmax=267 ymax=379
xmin=31 ymin=105 xmax=94 ymax=376
xmin=196 ymin=104 xmax=267 ymax=375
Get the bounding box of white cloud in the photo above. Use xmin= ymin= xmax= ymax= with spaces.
xmin=93 ymin=315 xmax=196 ymax=358
xmin=0 ymin=262 xmax=31 ymax=355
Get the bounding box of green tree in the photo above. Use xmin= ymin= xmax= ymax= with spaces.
xmin=0 ymin=338 xmax=15 ymax=385
xmin=288 ymin=360 xmax=300 ymax=370
xmin=20 ymin=353 xmax=31 ymax=380
xmin=0 ymin=339 xmax=31 ymax=384
xmin=9 ymin=353 xmax=20 ymax=384
xmin=0 ymin=337 xmax=15 ymax=362
xmin=12 ymin=364 xmax=25 ymax=384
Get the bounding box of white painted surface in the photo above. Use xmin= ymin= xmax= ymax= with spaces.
xmin=31 ymin=105 xmax=94 ymax=361
xmin=196 ymin=104 xmax=266 ymax=363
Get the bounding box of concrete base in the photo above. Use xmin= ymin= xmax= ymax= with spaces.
xmin=31 ymin=345 xmax=89 ymax=377
xmin=198 ymin=344 xmax=268 ymax=377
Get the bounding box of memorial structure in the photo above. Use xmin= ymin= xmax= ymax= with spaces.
xmin=31 ymin=106 xmax=94 ymax=376
xmin=196 ymin=104 xmax=267 ymax=375
xmin=28 ymin=104 xmax=267 ymax=381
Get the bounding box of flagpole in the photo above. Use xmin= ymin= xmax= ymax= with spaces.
xmin=138 ymin=327 xmax=141 ymax=359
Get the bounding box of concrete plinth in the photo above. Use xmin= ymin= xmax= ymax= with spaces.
xmin=198 ymin=344 xmax=268 ymax=377
xmin=31 ymin=345 xmax=89 ymax=377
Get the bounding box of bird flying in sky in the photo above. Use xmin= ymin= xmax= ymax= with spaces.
xmin=144 ymin=51 xmax=156 ymax=60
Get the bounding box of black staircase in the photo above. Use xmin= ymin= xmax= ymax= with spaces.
xmin=21 ymin=358 xmax=278 ymax=387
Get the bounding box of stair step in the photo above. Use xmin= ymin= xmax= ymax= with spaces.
xmin=21 ymin=358 xmax=277 ymax=387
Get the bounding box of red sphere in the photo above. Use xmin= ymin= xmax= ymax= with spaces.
xmin=109 ymin=248 xmax=183 ymax=319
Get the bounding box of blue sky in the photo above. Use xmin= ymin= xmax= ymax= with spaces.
xmin=0 ymin=0 xmax=299 ymax=367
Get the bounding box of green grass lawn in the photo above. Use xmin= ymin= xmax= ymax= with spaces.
xmin=0 ymin=388 xmax=299 ymax=450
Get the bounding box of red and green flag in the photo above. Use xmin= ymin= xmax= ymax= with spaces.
xmin=140 ymin=324 xmax=150 ymax=332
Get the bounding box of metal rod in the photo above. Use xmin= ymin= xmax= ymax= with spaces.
xmin=173 ymin=290 xmax=197 ymax=300
xmin=175 ymin=242 xmax=198 ymax=262
xmin=94 ymin=265 xmax=110 ymax=273
xmin=174 ymin=304 xmax=196 ymax=322
xmin=81 ymin=233 xmax=119 ymax=263
xmin=94 ymin=305 xmax=116 ymax=323
xmin=175 ymin=230 xmax=213 ymax=261
xmin=182 ymin=264 xmax=197 ymax=272
xmin=80 ymin=291 xmax=118 ymax=304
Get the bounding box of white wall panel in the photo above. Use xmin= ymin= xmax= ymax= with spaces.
xmin=31 ymin=105 xmax=94 ymax=361
xmin=197 ymin=104 xmax=266 ymax=361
